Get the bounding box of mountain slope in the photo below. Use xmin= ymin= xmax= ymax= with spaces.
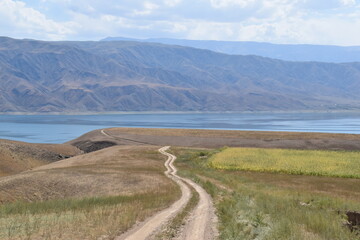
xmin=1 ymin=37 xmax=360 ymax=112
xmin=103 ymin=37 xmax=360 ymax=63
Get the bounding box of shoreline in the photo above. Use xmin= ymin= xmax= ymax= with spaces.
xmin=1 ymin=110 xmax=360 ymax=115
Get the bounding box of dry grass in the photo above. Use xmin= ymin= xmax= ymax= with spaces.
xmin=0 ymin=145 xmax=180 ymax=239
xmin=0 ymin=145 xmax=176 ymax=203
xmin=2 ymin=127 xmax=360 ymax=239
xmin=209 ymin=147 xmax=360 ymax=178
xmin=233 ymin=171 xmax=360 ymax=202
xmin=0 ymin=139 xmax=81 ymax=177
xmin=107 ymin=128 xmax=360 ymax=140
xmin=89 ymin=128 xmax=360 ymax=151
xmin=0 ymin=189 xmax=177 ymax=240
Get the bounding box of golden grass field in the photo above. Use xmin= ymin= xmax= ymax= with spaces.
xmin=209 ymin=147 xmax=360 ymax=178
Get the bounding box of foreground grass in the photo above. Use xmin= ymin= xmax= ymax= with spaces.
xmin=0 ymin=146 xmax=182 ymax=239
xmin=174 ymin=148 xmax=360 ymax=240
xmin=0 ymin=185 xmax=179 ymax=240
xmin=209 ymin=147 xmax=360 ymax=178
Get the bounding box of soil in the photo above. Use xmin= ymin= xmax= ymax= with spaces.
xmin=72 ymin=140 xmax=117 ymax=153
xmin=346 ymin=211 xmax=360 ymax=232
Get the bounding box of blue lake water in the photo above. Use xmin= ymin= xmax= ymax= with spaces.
xmin=0 ymin=112 xmax=360 ymax=143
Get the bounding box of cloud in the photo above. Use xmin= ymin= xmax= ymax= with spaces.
xmin=0 ymin=0 xmax=74 ymax=39
xmin=2 ymin=0 xmax=360 ymax=45
xmin=132 ymin=2 xmax=160 ymax=16
xmin=340 ymin=0 xmax=356 ymax=6
xmin=209 ymin=0 xmax=256 ymax=8
xmin=164 ymin=0 xmax=182 ymax=7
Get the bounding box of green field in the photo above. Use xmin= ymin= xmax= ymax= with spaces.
xmin=209 ymin=148 xmax=360 ymax=178
xmin=174 ymin=148 xmax=360 ymax=240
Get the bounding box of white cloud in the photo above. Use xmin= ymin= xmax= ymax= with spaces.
xmin=132 ymin=2 xmax=160 ymax=16
xmin=164 ymin=0 xmax=182 ymax=7
xmin=340 ymin=0 xmax=356 ymax=6
xmin=2 ymin=0 xmax=360 ymax=45
xmin=209 ymin=0 xmax=256 ymax=8
xmin=0 ymin=0 xmax=74 ymax=40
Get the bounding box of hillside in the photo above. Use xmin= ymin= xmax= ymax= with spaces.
xmin=1 ymin=37 xmax=360 ymax=112
xmin=0 ymin=139 xmax=80 ymax=176
xmin=103 ymin=37 xmax=360 ymax=63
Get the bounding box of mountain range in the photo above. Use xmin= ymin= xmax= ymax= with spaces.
xmin=1 ymin=36 xmax=360 ymax=112
xmin=103 ymin=37 xmax=360 ymax=63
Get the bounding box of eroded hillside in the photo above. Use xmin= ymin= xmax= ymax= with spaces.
xmin=1 ymin=37 xmax=360 ymax=112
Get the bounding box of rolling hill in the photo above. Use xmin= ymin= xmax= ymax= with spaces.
xmin=0 ymin=139 xmax=80 ymax=177
xmin=1 ymin=37 xmax=360 ymax=112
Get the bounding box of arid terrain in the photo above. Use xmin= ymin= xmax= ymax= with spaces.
xmin=70 ymin=127 xmax=360 ymax=151
xmin=0 ymin=143 xmax=180 ymax=239
xmin=0 ymin=145 xmax=175 ymax=203
xmin=0 ymin=128 xmax=359 ymax=239
xmin=3 ymin=37 xmax=360 ymax=113
xmin=0 ymin=139 xmax=81 ymax=177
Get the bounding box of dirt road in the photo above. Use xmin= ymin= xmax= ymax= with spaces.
xmin=101 ymin=129 xmax=218 ymax=239
xmin=115 ymin=146 xmax=218 ymax=240
xmin=115 ymin=146 xmax=191 ymax=240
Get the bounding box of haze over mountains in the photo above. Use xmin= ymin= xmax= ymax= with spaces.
xmin=103 ymin=37 xmax=360 ymax=63
xmin=1 ymin=36 xmax=360 ymax=112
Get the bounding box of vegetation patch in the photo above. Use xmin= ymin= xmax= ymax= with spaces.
xmin=0 ymin=186 xmax=179 ymax=240
xmin=209 ymin=147 xmax=360 ymax=178
xmin=174 ymin=147 xmax=360 ymax=240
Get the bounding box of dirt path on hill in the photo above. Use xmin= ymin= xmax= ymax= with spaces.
xmin=114 ymin=146 xmax=217 ymax=240
xmin=101 ymin=129 xmax=218 ymax=240
xmin=115 ymin=146 xmax=191 ymax=240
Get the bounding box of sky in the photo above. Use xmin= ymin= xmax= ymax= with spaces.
xmin=1 ymin=0 xmax=360 ymax=45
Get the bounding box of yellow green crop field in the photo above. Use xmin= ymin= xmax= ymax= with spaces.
xmin=209 ymin=148 xmax=360 ymax=178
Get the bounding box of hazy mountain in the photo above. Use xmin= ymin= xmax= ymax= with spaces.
xmin=103 ymin=37 xmax=360 ymax=63
xmin=1 ymin=36 xmax=360 ymax=112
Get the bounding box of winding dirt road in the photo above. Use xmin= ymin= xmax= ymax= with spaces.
xmin=101 ymin=129 xmax=217 ymax=239
xmin=114 ymin=145 xmax=217 ymax=240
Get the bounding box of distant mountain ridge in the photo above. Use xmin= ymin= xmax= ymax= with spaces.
xmin=103 ymin=37 xmax=360 ymax=63
xmin=1 ymin=36 xmax=360 ymax=112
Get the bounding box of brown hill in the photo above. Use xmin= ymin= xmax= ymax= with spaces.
xmin=0 ymin=139 xmax=81 ymax=177
xmin=0 ymin=145 xmax=173 ymax=203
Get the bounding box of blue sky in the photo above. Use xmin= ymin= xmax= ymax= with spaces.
xmin=1 ymin=0 xmax=360 ymax=45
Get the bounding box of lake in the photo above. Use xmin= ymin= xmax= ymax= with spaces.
xmin=1 ymin=112 xmax=360 ymax=143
